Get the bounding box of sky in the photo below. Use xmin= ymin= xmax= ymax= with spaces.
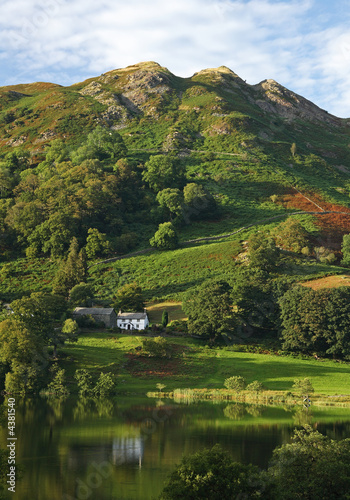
xmin=1 ymin=0 xmax=350 ymax=116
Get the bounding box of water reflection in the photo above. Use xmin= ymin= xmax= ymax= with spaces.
xmin=112 ymin=437 xmax=144 ymax=467
xmin=0 ymin=396 xmax=350 ymax=500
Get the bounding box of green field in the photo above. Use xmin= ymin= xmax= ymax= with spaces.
xmin=60 ymin=331 xmax=350 ymax=396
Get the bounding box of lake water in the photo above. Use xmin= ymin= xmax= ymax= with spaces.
xmin=1 ymin=396 xmax=350 ymax=500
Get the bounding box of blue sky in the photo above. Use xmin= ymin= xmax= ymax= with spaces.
xmin=1 ymin=0 xmax=350 ymax=116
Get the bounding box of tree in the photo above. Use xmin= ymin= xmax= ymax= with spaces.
xmin=5 ymin=200 xmax=45 ymax=242
xmin=74 ymin=369 xmax=93 ymax=397
xmin=156 ymin=188 xmax=183 ymax=220
xmin=161 ymin=310 xmax=169 ymax=328
xmin=279 ymin=286 xmax=328 ymax=355
xmin=292 ymin=378 xmax=314 ymax=396
xmin=5 ymin=362 xmax=42 ymax=395
xmin=141 ymin=337 xmax=169 ymax=358
xmin=46 ymin=365 xmax=69 ymax=397
xmin=0 ymin=167 xmax=15 ymax=198
xmin=142 ymin=155 xmax=184 ymax=191
xmin=9 ymin=292 xmax=75 ymax=358
xmin=231 ymin=269 xmax=282 ymax=339
xmin=159 ymin=444 xmax=266 ymax=500
xmin=38 ymin=139 xmax=69 ymax=171
xmin=290 ymin=142 xmax=297 ymax=157
xmin=273 ymin=218 xmax=309 ymax=253
xmin=10 ymin=292 xmax=67 ymax=342
xmin=268 ymin=426 xmax=350 ymax=500
xmin=0 ymin=319 xmax=45 ymax=367
xmin=314 ymin=246 xmax=336 ymax=264
xmin=224 ymin=376 xmax=246 ymax=391
xmin=52 ymin=237 xmax=87 ymax=296
xmin=182 ymin=183 xmax=218 ymax=222
xmin=150 ymin=222 xmax=178 ymax=250
xmin=69 ymin=282 xmax=94 ymax=306
xmin=93 ymin=372 xmax=115 ymax=397
xmin=61 ymin=319 xmax=79 ymax=337
xmin=341 ymin=233 xmax=350 ymax=266
xmin=323 ymin=286 xmax=350 ymax=358
xmin=85 ymin=228 xmax=110 ymax=259
xmin=279 ymin=286 xmax=350 ymax=358
xmin=114 ymin=282 xmax=145 ymax=312
xmin=248 ymin=233 xmax=280 ymax=271
xmin=4 ymin=149 xmax=30 ymax=173
xmin=183 ymin=280 xmax=234 ymax=341
xmin=156 ymin=382 xmax=166 ymax=393
xmin=28 ymin=212 xmax=74 ymax=258
xmin=71 ymin=126 xmax=127 ymax=164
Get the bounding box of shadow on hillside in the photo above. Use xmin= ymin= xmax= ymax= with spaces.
xmin=143 ymin=279 xmax=205 ymax=300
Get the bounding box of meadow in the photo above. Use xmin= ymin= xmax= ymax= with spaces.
xmin=60 ymin=330 xmax=350 ymax=397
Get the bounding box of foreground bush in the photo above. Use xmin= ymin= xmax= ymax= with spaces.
xmin=224 ymin=375 xmax=246 ymax=391
xmin=158 ymin=444 xmax=265 ymax=500
xmin=159 ymin=428 xmax=350 ymax=500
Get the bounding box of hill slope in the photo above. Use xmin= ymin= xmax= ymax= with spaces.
xmin=1 ymin=61 xmax=350 ymax=302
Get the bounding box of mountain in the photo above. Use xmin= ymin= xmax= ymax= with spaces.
xmin=0 ymin=61 xmax=348 ymax=154
xmin=1 ymin=61 xmax=350 ymax=302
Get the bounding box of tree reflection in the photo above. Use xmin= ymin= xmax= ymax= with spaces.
xmin=293 ymin=407 xmax=313 ymax=426
xmin=223 ymin=403 xmax=245 ymax=420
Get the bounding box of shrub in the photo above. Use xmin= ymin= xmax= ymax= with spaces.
xmin=246 ymin=380 xmax=265 ymax=392
xmin=141 ymin=337 xmax=170 ymax=357
xmin=150 ymin=222 xmax=178 ymax=250
xmin=47 ymin=365 xmax=69 ymax=397
xmin=74 ymin=369 xmax=93 ymax=397
xmin=159 ymin=444 xmax=265 ymax=500
xmin=224 ymin=376 xmax=246 ymax=391
xmin=5 ymin=363 xmax=41 ymax=396
xmin=314 ymin=246 xmax=336 ymax=264
xmin=93 ymin=372 xmax=115 ymax=397
xmin=292 ymin=378 xmax=314 ymax=396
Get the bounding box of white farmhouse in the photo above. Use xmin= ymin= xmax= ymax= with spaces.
xmin=117 ymin=310 xmax=149 ymax=331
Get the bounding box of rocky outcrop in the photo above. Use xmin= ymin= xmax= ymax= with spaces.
xmin=253 ymin=79 xmax=341 ymax=126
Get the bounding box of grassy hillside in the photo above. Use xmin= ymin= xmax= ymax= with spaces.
xmin=1 ymin=61 xmax=350 ymax=304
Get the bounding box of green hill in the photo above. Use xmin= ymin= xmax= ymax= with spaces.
xmin=1 ymin=61 xmax=350 ymax=302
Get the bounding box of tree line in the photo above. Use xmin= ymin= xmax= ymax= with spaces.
xmin=159 ymin=426 xmax=350 ymax=500
xmin=0 ymin=126 xmax=218 ymax=260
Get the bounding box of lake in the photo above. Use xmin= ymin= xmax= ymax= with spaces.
xmin=1 ymin=396 xmax=350 ymax=500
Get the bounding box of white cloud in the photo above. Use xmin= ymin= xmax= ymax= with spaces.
xmin=1 ymin=0 xmax=350 ymax=115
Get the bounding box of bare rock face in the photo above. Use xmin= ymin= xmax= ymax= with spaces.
xmin=125 ymin=70 xmax=170 ymax=92
xmin=79 ymin=81 xmax=103 ymax=97
xmin=253 ymin=79 xmax=341 ymax=126
xmin=33 ymin=129 xmax=57 ymax=144
xmin=6 ymin=136 xmax=27 ymax=146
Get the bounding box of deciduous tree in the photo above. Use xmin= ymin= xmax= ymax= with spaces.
xmin=114 ymin=282 xmax=145 ymax=312
xmin=142 ymin=155 xmax=184 ymax=191
xmin=150 ymin=222 xmax=178 ymax=250
xmin=183 ymin=280 xmax=234 ymax=341
xmin=268 ymin=426 xmax=350 ymax=500
xmin=159 ymin=444 xmax=265 ymax=500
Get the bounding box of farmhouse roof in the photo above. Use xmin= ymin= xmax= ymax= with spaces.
xmin=73 ymin=307 xmax=115 ymax=316
xmin=117 ymin=311 xmax=148 ymax=320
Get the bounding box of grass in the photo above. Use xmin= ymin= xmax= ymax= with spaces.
xmin=90 ymin=237 xmax=346 ymax=303
xmin=60 ymin=331 xmax=350 ymax=396
xmin=301 ymin=274 xmax=350 ymax=290
xmin=146 ymin=301 xmax=187 ymax=323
